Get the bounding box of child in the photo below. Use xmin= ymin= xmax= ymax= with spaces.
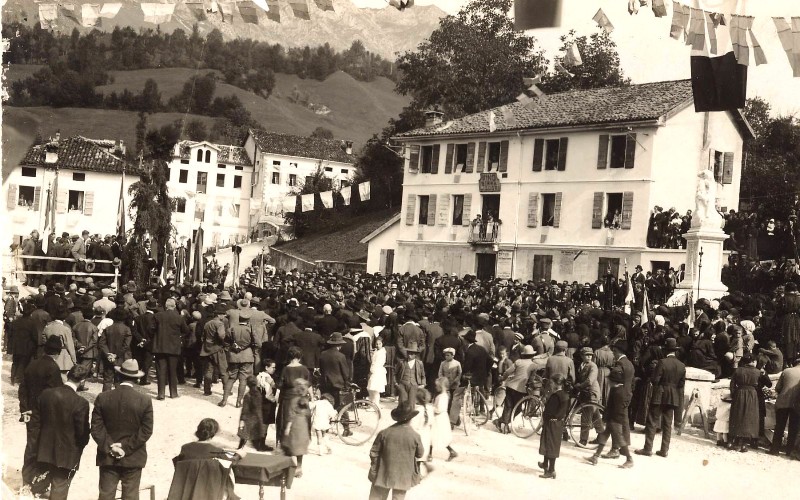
xmin=238 ymin=376 xmax=267 ymax=451
xmin=432 ymin=377 xmax=457 ymax=462
xmin=310 ymin=392 xmax=337 ymax=455
xmin=256 ymin=359 xmax=278 ymax=451
xmin=714 ymin=390 xmax=732 ymax=447
xmin=538 ymin=373 xmax=570 ymax=479
xmin=282 ymin=378 xmax=312 ymax=478
xmin=410 ymin=389 xmax=433 ymax=474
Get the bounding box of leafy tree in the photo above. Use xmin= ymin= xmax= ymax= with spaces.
xmin=354 ymin=133 xmax=404 ymax=210
xmin=311 ymin=126 xmax=334 ymax=140
xmin=145 ymin=123 xmax=180 ymax=162
xmin=184 ymin=119 xmax=208 ymax=141
xmin=137 ymin=78 xmax=162 ymax=112
xmin=540 ymin=30 xmax=631 ymax=93
xmin=135 ymin=112 xmax=148 ymax=157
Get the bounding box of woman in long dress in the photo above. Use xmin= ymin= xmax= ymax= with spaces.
xmin=282 ymin=378 xmax=312 ymax=478
xmin=367 ymin=336 xmax=387 ymax=405
xmin=256 ymin=359 xmax=278 ymax=451
xmin=729 ymin=355 xmax=761 ymax=452
xmin=432 ymin=377 xmax=457 ymax=461
xmin=276 ymin=346 xmax=311 ymax=445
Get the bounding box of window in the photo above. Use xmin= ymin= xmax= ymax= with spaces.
xmin=68 ymin=190 xmax=84 ymax=212
xmin=18 ymin=186 xmax=35 ymax=207
xmin=289 ymin=162 xmax=298 ymax=168
xmin=231 ymin=204 xmax=240 ymax=217
xmin=533 ymin=255 xmax=553 ymax=282
xmin=216 ymin=173 xmax=225 ymax=187
xmin=325 ymin=167 xmax=333 ymax=173
xmin=544 ymin=139 xmax=561 ymax=170
xmin=341 ymin=169 xmax=348 ymax=174
xmin=421 ymin=145 xmax=434 ymax=173
xmin=181 ymin=159 xmax=189 ymax=164
xmin=271 ymin=172 xmax=280 ymax=184
xmin=418 ymin=195 xmax=430 ymax=225
xmin=452 ymin=195 xmax=465 ymax=225
xmin=197 ymin=149 xmax=203 ymax=162
xmin=273 ymin=160 xmax=281 ymax=167
xmin=178 ymin=169 xmax=188 ymax=183
xmin=175 ymin=198 xmax=186 ymax=213
xmin=486 ymin=142 xmax=501 ymax=172
xmin=205 ymin=150 xmax=211 ymax=163
xmin=235 ymin=166 xmax=243 ymax=171
xmin=21 ymin=167 xmax=36 ymax=177
xmin=609 ymin=135 xmax=627 ymax=168
xmin=455 ymin=144 xmax=468 ymax=172
xmin=605 ymin=193 xmax=623 ymax=228
xmin=234 ymin=175 xmax=242 ymax=189
xmin=541 ymin=193 xmax=556 ymax=226
xmin=197 ymin=172 xmax=208 ymax=194
xmin=713 ymin=151 xmax=724 ymax=183
xmin=288 ymin=174 xmax=297 ymax=187
xmin=218 ymin=163 xmax=226 ymax=169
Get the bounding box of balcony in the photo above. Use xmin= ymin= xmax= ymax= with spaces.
xmin=468 ymin=222 xmax=501 ymax=245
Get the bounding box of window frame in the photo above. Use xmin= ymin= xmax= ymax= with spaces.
xmin=486 ymin=142 xmax=501 ymax=172
xmin=541 ymin=193 xmax=556 ymax=227
xmin=178 ymin=169 xmax=189 ymax=183
xmin=68 ymin=189 xmax=85 ymax=212
xmin=605 ymin=192 xmax=623 ymax=228
xmin=288 ymin=174 xmax=297 ymax=187
xmin=175 ymin=198 xmax=187 ymax=213
xmin=21 ymin=167 xmax=37 ymax=178
xmin=452 ymin=194 xmax=465 ymax=226
xmin=420 ymin=145 xmax=434 ymax=174
xmin=233 ymin=175 xmax=242 ymax=189
xmin=418 ymin=195 xmax=430 ymax=225
xmin=196 ymin=172 xmax=208 ymax=194
xmin=17 ymin=186 xmax=36 ymax=207
xmin=216 ymin=173 xmax=225 ymax=188
xmin=544 ymin=139 xmax=561 ymax=171
xmin=271 ymin=172 xmax=280 ymax=185
xmin=455 ymin=144 xmax=468 ymax=172
xmin=608 ymin=135 xmax=628 ymax=169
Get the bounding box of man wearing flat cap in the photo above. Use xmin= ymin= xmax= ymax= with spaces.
xmin=544 ymin=340 xmax=575 ymax=387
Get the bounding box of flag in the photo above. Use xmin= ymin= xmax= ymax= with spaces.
xmin=191 ymin=226 xmax=204 ymax=283
xmin=513 ymin=0 xmax=562 ymax=31
xmin=256 ymin=251 xmax=265 ymax=289
xmin=389 ymin=0 xmax=413 ymax=11
xmin=289 ymin=0 xmax=310 ymax=20
xmin=687 ymin=292 xmax=696 ymax=328
xmin=686 ymin=8 xmax=706 ymax=52
xmin=231 ymin=245 xmax=241 ymax=289
xmin=141 ymin=3 xmax=175 ymax=24
xmin=251 ymin=0 xmax=269 ymax=11
xmin=652 ymin=0 xmax=667 ymax=18
xmin=41 ymin=181 xmax=55 ymax=254
xmin=320 ymin=190 xmax=334 ymax=208
xmin=301 ymin=194 xmax=315 ymax=212
xmin=627 ymin=0 xmax=638 ymax=16
xmin=116 ymin=171 xmax=126 ymax=237
xmin=80 ymin=4 xmax=101 ymax=27
xmin=488 ymin=111 xmax=497 ymax=133
xmin=265 ymin=0 xmax=280 ymax=21
xmin=670 ymin=2 xmax=689 ymax=41
xmin=341 ymin=186 xmax=352 ymax=206
xmin=500 ymin=107 xmax=518 ymax=128
xmin=516 ymin=93 xmax=533 ymax=104
xmin=640 ymin=287 xmax=650 ymax=325
xmin=523 ymin=76 xmax=541 ymax=86
xmin=38 ymin=4 xmax=58 ymax=29
xmin=238 ymin=2 xmax=259 ymax=23
xmin=563 ymin=42 xmax=582 ymax=66
xmin=592 ymin=8 xmax=614 ymax=33
xmin=625 ymin=271 xmax=635 ymax=306
xmin=773 ymin=17 xmax=800 ymax=77
xmin=358 ymin=181 xmax=371 ymax=201
xmin=314 ymin=0 xmax=334 ymax=12
xmin=281 ymin=196 xmax=295 ymax=213
xmin=691 ymin=8 xmax=748 ymax=112
xmin=554 ymin=61 xmax=573 ymax=77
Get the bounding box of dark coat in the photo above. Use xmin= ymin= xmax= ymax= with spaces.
xmin=434 ymin=334 xmax=464 ymax=363
xmin=539 ymin=389 xmax=570 ymax=458
xmin=319 ymin=348 xmax=351 ymax=390
xmin=36 ymin=385 xmax=91 ymax=470
xmin=729 ymin=365 xmax=761 ymax=439
xmin=91 ymin=384 xmax=154 ymax=469
xmin=19 ymin=355 xmax=63 ymax=414
xmin=10 ymin=315 xmax=38 ymax=360
xmin=316 ymin=315 xmax=339 ymax=340
xmin=134 ymin=312 xmax=157 ymax=351
xmin=153 ymin=309 xmax=190 ymax=355
xmin=100 ymin=322 xmax=132 ymax=364
xmin=73 ymin=319 xmax=99 ymax=361
xmin=368 ymin=422 xmax=423 ymax=490
xmin=394 ymin=358 xmax=426 ymax=388
xmin=463 ymin=343 xmax=491 ymax=387
xmin=293 ymin=329 xmax=325 ymax=369
xmin=614 ymin=355 xmax=636 ymax=405
xmin=650 ymin=355 xmax=686 ymax=407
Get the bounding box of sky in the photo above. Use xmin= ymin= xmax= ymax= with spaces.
xmin=353 ymin=0 xmax=800 ymax=116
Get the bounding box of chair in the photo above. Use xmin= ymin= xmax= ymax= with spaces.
xmin=115 ymin=483 xmax=155 ymax=500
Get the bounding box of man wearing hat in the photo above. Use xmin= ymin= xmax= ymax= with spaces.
xmin=497 ymin=345 xmax=536 ymax=433
xmin=9 ymin=298 xmax=37 ymax=385
xmin=545 ymin=341 xmax=575 ymax=386
xmin=153 ymin=298 xmax=190 ymax=400
xmin=368 ymin=404 xmax=424 ymax=500
xmin=200 ymin=303 xmax=230 ymax=396
xmin=532 ymin=319 xmax=555 ymax=356
xmin=316 ymin=304 xmax=339 ymax=340
xmin=91 ymin=359 xmax=154 ymax=500
xmin=394 ymin=340 xmax=426 ymax=413
xmin=319 ymin=332 xmax=353 ymax=429
xmin=133 ymin=299 xmax=159 ymax=386
xmin=770 ymin=355 xmax=800 ymax=455
xmin=73 ymin=306 xmax=99 ymax=391
xmin=462 ymin=331 xmax=491 ymax=397
xmin=220 ymin=308 xmax=256 ymax=408
xmin=574 ymin=347 xmax=603 ymax=446
xmin=43 ymin=302 xmax=77 ymax=376
xmin=99 ymin=308 xmax=133 ymax=392
xmin=586 ymin=368 xmax=634 ymax=469
xmin=636 ymin=338 xmax=685 ymax=458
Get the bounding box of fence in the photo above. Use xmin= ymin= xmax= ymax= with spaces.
xmin=3 ymin=251 xmax=120 ymax=291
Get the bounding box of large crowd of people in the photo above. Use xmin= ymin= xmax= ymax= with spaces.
xmin=4 ymin=231 xmax=800 ymax=498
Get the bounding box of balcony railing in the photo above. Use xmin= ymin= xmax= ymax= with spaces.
xmin=468 ymin=222 xmax=500 ymax=244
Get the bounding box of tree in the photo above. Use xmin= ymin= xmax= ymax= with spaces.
xmin=311 ymin=126 xmax=334 ymax=140
xmin=184 ymin=119 xmax=208 ymax=141
xmin=135 ymin=112 xmax=148 ymax=157
xmin=540 ymin=30 xmax=631 ymax=93
xmin=355 ymin=133 xmax=404 ymax=210
xmin=395 ymin=0 xmax=548 ymax=120
xmin=137 ymin=78 xmax=162 ymax=112
xmin=284 ymin=165 xmax=342 ymax=238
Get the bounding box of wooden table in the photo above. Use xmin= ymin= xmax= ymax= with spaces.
xmin=232 ymin=453 xmax=295 ymax=500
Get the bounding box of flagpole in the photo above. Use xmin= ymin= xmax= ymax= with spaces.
xmin=697 ymin=246 xmax=704 ymax=301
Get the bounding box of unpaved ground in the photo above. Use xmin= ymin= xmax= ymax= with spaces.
xmin=1 ymin=357 xmax=797 ymax=500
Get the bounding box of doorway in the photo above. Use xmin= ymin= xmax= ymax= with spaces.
xmin=533 ymin=255 xmax=553 ymax=282
xmin=476 ymin=253 xmax=496 ymax=280
xmin=482 ymin=194 xmax=500 ymax=221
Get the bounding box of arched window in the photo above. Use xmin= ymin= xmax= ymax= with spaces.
xmin=205 ymin=150 xmax=211 ymax=163
xmin=196 ymin=149 xmax=203 ymax=162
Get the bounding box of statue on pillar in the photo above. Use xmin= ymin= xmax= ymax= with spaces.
xmin=691 ymin=170 xmax=723 ymax=230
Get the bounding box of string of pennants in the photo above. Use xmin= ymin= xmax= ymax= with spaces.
xmin=277 ymin=180 xmax=371 ymax=214
xmin=35 ymin=0 xmax=415 ymax=28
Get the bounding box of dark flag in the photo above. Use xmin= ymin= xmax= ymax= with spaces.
xmin=513 ymin=0 xmax=561 ymax=31
xmin=191 ymin=226 xmax=204 ymax=283
xmin=690 ymin=11 xmax=747 ymax=112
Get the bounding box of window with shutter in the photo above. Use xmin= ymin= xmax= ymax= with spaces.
xmin=722 ymin=152 xmax=734 ymax=184
xmin=591 ymin=192 xmax=604 ymax=228
xmin=476 ymin=142 xmax=487 ymax=173
xmin=541 ymin=193 xmax=555 ymax=226
xmin=7 ymin=184 xmax=18 ymax=210
xmin=56 ymin=188 xmax=68 ymax=214
xmin=427 ymin=194 xmax=437 ymax=226
xmin=431 ymin=145 xmax=440 ymax=174
xmin=624 ymin=133 xmax=637 ymax=169
xmin=437 ymin=194 xmax=450 ymax=225
xmin=553 ymin=192 xmax=563 ymax=227
xmin=409 ymin=145 xmax=420 ymax=173
xmin=462 ymin=194 xmax=472 ymax=226
xmin=557 ymin=138 xmax=568 ymax=171
xmin=621 ymin=192 xmax=634 ymax=229
xmin=419 ymin=195 xmax=430 ymax=225
xmin=597 ymin=135 xmax=609 ymax=169
xmin=465 ymin=143 xmax=475 ymax=173
xmin=33 ymin=186 xmax=41 ymax=210
xmin=486 ymin=142 xmax=501 ymax=172
xmin=83 ymin=192 xmax=94 ymax=216
xmin=711 ymin=150 xmax=723 ymax=181
xmin=405 ymin=194 xmax=416 ymax=225
xmin=420 ymin=146 xmax=434 ymax=173
xmin=498 ymin=140 xmax=509 ymax=172
xmin=532 ymin=139 xmax=544 ymax=171
xmin=445 ymin=144 xmax=454 ymax=174
xmin=544 ymin=139 xmax=560 ymax=170
xmin=452 ymin=195 xmax=464 ymax=225
xmin=379 ymin=249 xmax=387 ymax=274
xmin=527 ymin=192 xmax=539 ymax=228
xmin=455 ymin=144 xmax=468 ymax=173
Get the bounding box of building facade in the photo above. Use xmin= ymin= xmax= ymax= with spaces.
xmin=3 ymin=135 xmax=139 ymax=245
xmin=166 ymin=140 xmax=254 ymax=247
xmin=365 ymin=80 xmax=753 ymax=283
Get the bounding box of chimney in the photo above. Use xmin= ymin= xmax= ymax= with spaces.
xmin=118 ymin=139 xmax=126 ymax=156
xmin=44 ymin=135 xmax=60 ymax=164
xmin=424 ymin=108 xmax=444 ymax=128
xmin=344 ymin=141 xmax=353 ymax=155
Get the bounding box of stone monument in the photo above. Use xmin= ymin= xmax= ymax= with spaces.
xmin=671 ymin=170 xmax=729 ymax=303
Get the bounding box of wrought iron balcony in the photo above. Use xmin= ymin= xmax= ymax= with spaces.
xmin=468 ymin=222 xmax=500 ymax=245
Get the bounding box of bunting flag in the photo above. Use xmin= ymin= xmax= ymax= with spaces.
xmin=205 ymin=1 xmax=219 ymax=13
xmin=523 ymin=76 xmax=541 ymax=86
xmin=554 ymin=61 xmax=574 ymax=77
xmin=185 ymin=2 xmax=206 ymax=20
xmin=314 ymin=0 xmax=334 ymax=12
xmin=691 ymin=8 xmax=747 ymax=112
xmin=38 ymin=4 xmax=58 ymax=29
xmin=704 ymin=11 xmax=719 ymax=55
xmin=563 ymin=42 xmax=582 ymax=66
xmin=41 ymin=176 xmax=57 ymax=254
xmin=60 ymin=3 xmax=79 ymax=22
xmin=687 ymin=291 xmax=696 ymax=328
xmin=592 ymin=8 xmax=614 ymax=33
xmin=513 ymin=0 xmax=561 ymax=31
xmin=729 ymin=15 xmax=763 ymax=66
xmin=641 ymin=287 xmax=650 ymax=325
xmin=773 ymin=17 xmax=800 ymax=77
xmin=256 ymin=251 xmax=265 ymax=289
xmin=358 ymin=181 xmax=371 ymax=201
xmin=389 ymin=0 xmax=414 ymax=11
xmin=301 ymin=194 xmax=315 ymax=212
xmin=80 ymin=4 xmax=101 ymax=27
xmin=652 ymin=0 xmax=667 ymax=18
xmin=218 ymin=2 xmax=236 ymax=22
xmin=627 ymin=0 xmax=638 ymax=16
xmin=686 ymin=8 xmax=706 ymax=52
xmin=625 ymin=271 xmax=635 ymax=306
xmin=265 ymin=0 xmax=280 ymax=22
xmin=281 ymin=196 xmax=295 ymax=213
xmin=488 ymin=111 xmax=497 ymax=133
xmin=320 ymin=190 xmax=334 ymax=209
xmin=670 ymin=2 xmax=689 ymax=41
xmin=116 ymin=171 xmax=126 ymax=237
xmin=238 ymin=1 xmax=259 ymax=23
xmin=141 ymin=3 xmax=175 ymax=24
xmin=500 ymin=107 xmax=518 ymax=128
xmin=252 ymin=0 xmax=269 ymax=11
xmin=341 ymin=186 xmax=352 ymax=206
xmin=191 ymin=226 xmax=204 ymax=283
xmin=516 ymin=93 xmax=533 ymax=104
xmin=289 ymin=0 xmax=311 ymax=20
xmin=99 ymin=3 xmax=122 ymax=19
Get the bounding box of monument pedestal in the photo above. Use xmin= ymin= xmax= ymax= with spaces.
xmin=673 ymin=227 xmax=729 ymax=302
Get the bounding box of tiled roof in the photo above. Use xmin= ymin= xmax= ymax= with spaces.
xmin=20 ymin=136 xmax=137 ymax=174
xmin=177 ymin=141 xmax=253 ymax=166
xmin=396 ymin=80 xmax=695 ymax=138
xmin=248 ymin=130 xmax=355 ymax=164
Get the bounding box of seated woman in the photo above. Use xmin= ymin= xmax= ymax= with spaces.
xmin=169 ymin=418 xmax=240 ymax=500
xmin=174 ymin=418 xmax=231 ymax=462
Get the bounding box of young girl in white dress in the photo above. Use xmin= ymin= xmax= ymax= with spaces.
xmin=432 ymin=377 xmax=458 ymax=461
xmin=367 ymin=336 xmax=387 ymax=406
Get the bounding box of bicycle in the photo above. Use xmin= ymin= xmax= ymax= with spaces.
xmin=509 ymin=371 xmax=545 ymax=439
xmin=327 ymin=383 xmax=381 ymax=446
xmin=460 ymin=376 xmax=490 ymax=435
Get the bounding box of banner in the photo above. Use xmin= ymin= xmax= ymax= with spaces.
xmin=38 ymin=3 xmax=58 ymax=29
xmin=358 ymin=181 xmax=371 ymax=201
xmin=341 ymin=185 xmax=352 ymax=206
xmin=116 ymin=171 xmax=126 ymax=237
xmin=301 ymin=194 xmax=315 ymax=212
xmin=252 ymin=0 xmax=269 ymax=11
xmin=99 ymin=3 xmax=122 ymax=19
xmin=141 ymin=3 xmax=175 ymax=24
xmin=265 ymin=0 xmax=280 ymax=22
xmin=314 ymin=0 xmax=334 ymax=12
xmin=191 ymin=226 xmax=204 ymax=283
xmin=238 ymin=2 xmax=259 ymax=23
xmin=320 ymin=190 xmax=334 ymax=208
xmin=80 ymin=4 xmax=101 ymax=27
xmin=281 ymin=196 xmax=296 ymax=213
xmin=289 ymin=0 xmax=311 ymax=20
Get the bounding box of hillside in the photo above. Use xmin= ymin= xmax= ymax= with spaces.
xmin=1 ymin=0 xmax=445 ymax=59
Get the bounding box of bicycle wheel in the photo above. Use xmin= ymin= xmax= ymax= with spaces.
xmin=336 ymin=399 xmax=381 ymax=446
xmin=510 ymin=396 xmax=543 ymax=439
xmin=471 ymin=389 xmax=490 ymax=427
xmin=566 ymin=402 xmax=605 ymax=448
xmin=462 ymin=388 xmax=472 ymax=436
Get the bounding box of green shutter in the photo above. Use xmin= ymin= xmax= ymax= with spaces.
xmin=427 ymin=194 xmax=437 ymax=226
xmin=532 ymin=139 xmax=544 ymax=172
xmin=431 ymin=145 xmax=440 ymax=174
xmin=462 ymin=194 xmax=472 ymax=226
xmin=597 ymin=135 xmax=609 ymax=169
xmin=83 ymin=191 xmax=94 ymax=216
xmin=437 ymin=193 xmax=450 ymax=225
xmin=499 ymin=140 xmax=509 ymax=172
xmin=527 ymin=192 xmax=539 ymax=228
xmin=553 ymin=192 xmax=563 ymax=228
xmin=444 ymin=144 xmax=454 ymax=174
xmin=7 ymin=184 xmax=17 ymax=210
xmin=557 ymin=137 xmax=568 ymax=171
xmin=624 ymin=133 xmax=636 ymax=169
xmin=405 ymin=194 xmax=416 ymax=225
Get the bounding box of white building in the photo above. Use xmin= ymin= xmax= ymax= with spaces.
xmin=364 ymin=80 xmax=753 ymax=282
xmin=3 ymin=134 xmax=139 ymax=245
xmin=243 ymin=129 xmax=356 ymax=236
xmin=166 ymin=140 xmax=254 ymax=247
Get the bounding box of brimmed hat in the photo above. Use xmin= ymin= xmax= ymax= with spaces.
xmin=443 ymin=347 xmax=456 ymax=356
xmin=611 ymin=340 xmax=629 ymax=352
xmin=520 ymin=345 xmax=536 ymax=358
xmin=390 ymin=405 xmax=419 ymax=423
xmin=239 ymin=309 xmax=253 ymax=321
xmin=405 ymin=341 xmax=421 ymax=354
xmin=463 ymin=329 xmax=477 ymax=343
xmin=609 ymin=369 xmax=625 ymax=383
xmin=539 ymin=317 xmax=552 ymax=326
xmin=327 ymin=332 xmax=347 ymax=345
xmin=218 ymin=291 xmax=233 ymax=301
xmin=146 ymin=299 xmax=159 ymax=312
xmin=580 ymin=347 xmax=594 ymax=356
xmin=115 ymin=359 xmax=145 ymax=379
xmin=664 ymin=338 xmax=679 ymax=351
xmin=214 ymin=303 xmax=228 ymax=315
xmin=382 ymin=305 xmax=393 ymax=315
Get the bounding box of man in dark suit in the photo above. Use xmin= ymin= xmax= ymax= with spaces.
xmin=636 ymin=338 xmax=686 ymax=458
xmin=316 ymin=303 xmax=339 ymax=340
xmin=132 ymin=299 xmax=158 ymax=386
xmin=294 ymin=321 xmax=325 ymax=370
xmin=368 ymin=405 xmax=424 ymax=500
xmin=319 ymin=332 xmax=352 ymax=405
xmin=152 ymin=298 xmax=189 ymax=399
xmin=462 ymin=330 xmax=491 ymax=393
xmin=99 ymin=308 xmax=133 ymax=392
xmin=9 ymin=301 xmax=39 ymax=385
xmin=36 ymin=365 xmax=91 ymax=500
xmin=394 ymin=341 xmax=426 ymax=412
xmin=19 ymin=335 xmax=64 ymax=489
xmin=603 ymin=340 xmax=636 ymax=457
xmin=91 ymin=359 xmax=154 ymax=500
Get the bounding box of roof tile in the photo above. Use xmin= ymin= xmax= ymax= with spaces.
xmin=21 ymin=136 xmax=138 ymax=174
xmin=249 ymin=130 xmax=355 ymax=164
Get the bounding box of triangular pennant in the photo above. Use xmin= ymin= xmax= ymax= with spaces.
xmin=513 ymin=0 xmax=562 ymax=31
xmin=563 ymin=42 xmax=582 ymax=66
xmin=652 ymin=0 xmax=667 ymax=18
xmin=320 ymin=191 xmax=334 ymax=208
xmin=238 ymin=1 xmax=259 ymax=24
xmin=488 ymin=111 xmax=497 ymax=133
xmin=289 ymin=0 xmax=311 ymax=20
xmin=314 ymin=0 xmax=334 ymax=12
xmin=592 ymin=8 xmax=614 ymax=33
xmin=690 ymin=9 xmax=747 ymax=112
xmin=358 ymin=181 xmax=371 ymax=201
xmin=265 ymin=0 xmax=280 ymax=22
xmin=141 ymin=3 xmax=175 ymax=24
xmin=252 ymin=0 xmax=269 ymax=12
xmin=554 ymin=61 xmax=573 ymax=77
xmin=670 ymin=2 xmax=689 ymax=41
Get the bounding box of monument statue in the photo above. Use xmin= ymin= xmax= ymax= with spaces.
xmin=691 ymin=169 xmax=723 ymax=229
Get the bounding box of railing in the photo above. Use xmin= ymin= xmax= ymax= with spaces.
xmin=3 ymin=253 xmax=120 ymax=289
xmin=468 ymin=222 xmax=500 ymax=244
